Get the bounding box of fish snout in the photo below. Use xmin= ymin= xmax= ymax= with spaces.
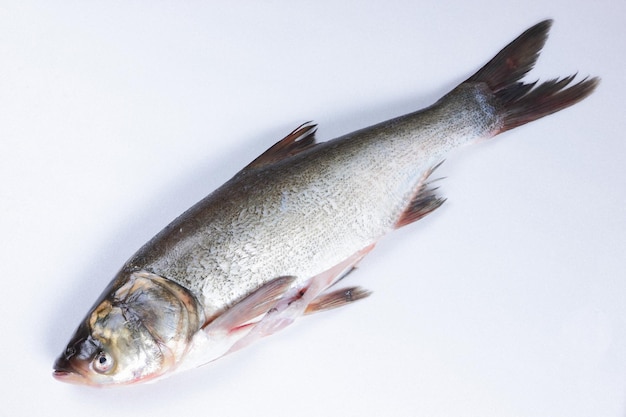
xmin=53 ymin=352 xmax=87 ymax=384
xmin=52 ymin=324 xmax=97 ymax=385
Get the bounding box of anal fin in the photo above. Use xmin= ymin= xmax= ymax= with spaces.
xmin=395 ymin=162 xmax=446 ymax=228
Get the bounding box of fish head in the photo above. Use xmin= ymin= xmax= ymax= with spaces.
xmin=53 ymin=271 xmax=203 ymax=386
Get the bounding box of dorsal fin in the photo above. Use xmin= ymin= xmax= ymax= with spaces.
xmin=244 ymin=122 xmax=318 ymax=170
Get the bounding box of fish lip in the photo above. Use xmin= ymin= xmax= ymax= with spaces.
xmin=52 ymin=369 xmax=73 ymax=380
xmin=53 ymin=355 xmax=88 ymax=385
xmin=53 ymin=322 xmax=99 ymax=385
xmin=52 ymin=368 xmax=88 ymax=385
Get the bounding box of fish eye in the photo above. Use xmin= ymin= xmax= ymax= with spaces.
xmin=92 ymin=351 xmax=115 ymax=374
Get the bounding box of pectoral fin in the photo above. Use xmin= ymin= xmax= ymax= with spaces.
xmin=203 ymin=245 xmax=378 ymax=356
xmin=203 ymin=276 xmax=296 ymax=334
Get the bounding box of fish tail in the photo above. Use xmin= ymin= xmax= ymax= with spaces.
xmin=466 ymin=19 xmax=599 ymax=134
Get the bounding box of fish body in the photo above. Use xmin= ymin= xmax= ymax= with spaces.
xmin=53 ymin=20 xmax=598 ymax=386
xmin=134 ymin=83 xmax=493 ymax=315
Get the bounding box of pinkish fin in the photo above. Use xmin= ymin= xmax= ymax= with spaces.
xmin=395 ymin=162 xmax=446 ymax=228
xmin=202 ymin=276 xmax=296 ymax=333
xmin=465 ymin=19 xmax=599 ymax=134
xmin=331 ymin=265 xmax=358 ymax=286
xmin=304 ymin=287 xmax=371 ymax=315
xmin=226 ymin=244 xmax=376 ymax=353
xmin=245 ymin=122 xmax=317 ymax=170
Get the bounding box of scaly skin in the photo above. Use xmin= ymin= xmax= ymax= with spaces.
xmin=125 ymin=83 xmax=499 ymax=318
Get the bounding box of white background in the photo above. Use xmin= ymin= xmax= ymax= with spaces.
xmin=1 ymin=1 xmax=624 ymax=416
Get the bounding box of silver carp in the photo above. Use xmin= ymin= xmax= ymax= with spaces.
xmin=53 ymin=20 xmax=598 ymax=386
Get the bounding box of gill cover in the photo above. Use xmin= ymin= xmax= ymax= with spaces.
xmin=53 ymin=271 xmax=203 ymax=385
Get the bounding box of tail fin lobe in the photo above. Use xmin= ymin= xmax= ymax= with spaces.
xmin=467 ymin=19 xmax=599 ymax=134
xmin=497 ymin=75 xmax=599 ymax=132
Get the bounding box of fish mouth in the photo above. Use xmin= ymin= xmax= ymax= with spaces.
xmin=52 ymin=370 xmax=89 ymax=385
xmin=52 ymin=369 xmax=77 ymax=381
xmin=53 ymin=356 xmax=88 ymax=385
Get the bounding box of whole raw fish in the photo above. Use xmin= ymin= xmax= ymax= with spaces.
xmin=53 ymin=20 xmax=598 ymax=386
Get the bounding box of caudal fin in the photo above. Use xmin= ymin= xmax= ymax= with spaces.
xmin=466 ymin=19 xmax=599 ymax=133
